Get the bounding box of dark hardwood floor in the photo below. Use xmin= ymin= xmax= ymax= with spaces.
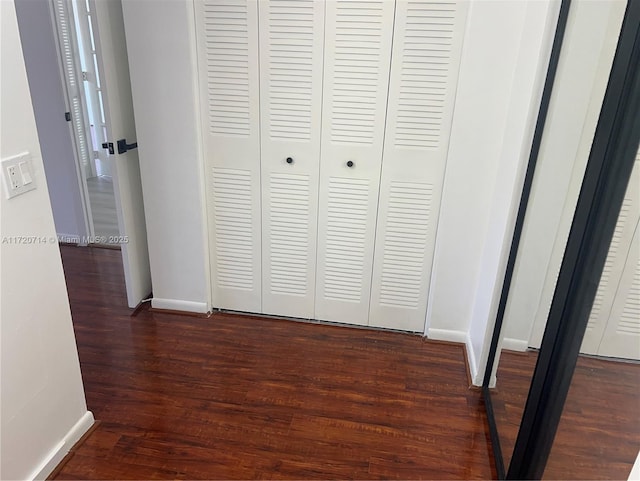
xmin=52 ymin=245 xmax=496 ymax=480
xmin=492 ymin=349 xmax=640 ymax=480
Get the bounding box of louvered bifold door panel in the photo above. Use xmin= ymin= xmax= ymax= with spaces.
xmin=259 ymin=0 xmax=324 ymax=319
xmin=195 ymin=0 xmax=262 ymax=312
xmin=582 ymin=160 xmax=640 ymax=357
xmin=315 ymin=0 xmax=395 ymax=325
xmin=369 ymin=0 xmax=469 ymax=331
xmin=597 ymin=225 xmax=640 ymax=360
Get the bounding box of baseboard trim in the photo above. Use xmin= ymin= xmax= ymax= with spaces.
xmin=29 ymin=411 xmax=94 ymax=480
xmin=151 ymin=298 xmax=209 ymax=314
xmin=465 ymin=335 xmax=480 ymax=386
xmin=426 ymin=328 xmax=468 ymax=344
xmin=46 ymin=420 xmax=101 ymax=480
xmin=502 ymin=337 xmax=530 ymax=352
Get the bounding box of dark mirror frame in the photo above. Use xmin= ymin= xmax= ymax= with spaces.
xmin=482 ymin=0 xmax=640 ymax=478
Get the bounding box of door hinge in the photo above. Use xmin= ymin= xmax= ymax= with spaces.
xmin=82 ymin=71 xmax=88 ymax=81
xmin=65 ymin=112 xmax=71 ymax=122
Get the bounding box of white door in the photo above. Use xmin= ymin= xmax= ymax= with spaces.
xmin=314 ymin=0 xmax=395 ymax=326
xmin=259 ymin=0 xmax=325 ymax=319
xmin=369 ymin=0 xmax=468 ymax=332
xmin=581 ymin=159 xmax=640 ymax=357
xmin=91 ymin=0 xmax=151 ymax=307
xmin=195 ymin=0 xmax=262 ymax=313
xmin=597 ymin=224 xmax=640 ymax=359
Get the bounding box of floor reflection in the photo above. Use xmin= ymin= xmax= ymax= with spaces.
xmin=493 ymin=350 xmax=639 ymax=479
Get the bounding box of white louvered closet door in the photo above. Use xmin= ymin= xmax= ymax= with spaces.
xmin=315 ymin=0 xmax=395 ymax=325
xmin=581 ymin=160 xmax=640 ymax=358
xmin=196 ymin=0 xmax=262 ymax=312
xmin=259 ymin=0 xmax=324 ymax=319
xmin=598 ymin=223 xmax=640 ymax=359
xmin=369 ymin=0 xmax=468 ymax=331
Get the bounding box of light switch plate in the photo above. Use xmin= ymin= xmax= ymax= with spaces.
xmin=2 ymin=152 xmax=36 ymax=199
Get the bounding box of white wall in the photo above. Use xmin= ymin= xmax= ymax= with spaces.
xmin=501 ymin=0 xmax=626 ymax=351
xmin=0 ymin=1 xmax=93 ymax=478
xmin=121 ymin=0 xmax=210 ymax=313
xmin=119 ymin=0 xmax=560 ymax=337
xmin=118 ymin=0 xmax=561 ymax=386
xmin=426 ymin=0 xmax=559 ymax=384
xmin=13 ymin=0 xmax=88 ymax=240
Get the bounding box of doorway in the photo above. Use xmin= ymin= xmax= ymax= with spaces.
xmin=54 ymin=0 xmax=119 ymax=243
xmin=15 ymin=0 xmax=152 ymax=308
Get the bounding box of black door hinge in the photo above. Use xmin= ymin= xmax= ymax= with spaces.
xmin=65 ymin=112 xmax=71 ymax=122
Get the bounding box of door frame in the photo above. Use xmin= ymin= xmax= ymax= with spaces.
xmin=49 ymin=0 xmax=152 ymax=308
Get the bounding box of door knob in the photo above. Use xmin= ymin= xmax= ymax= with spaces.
xmin=347 ymin=160 xmax=354 ymax=168
xmin=286 ymin=157 xmax=293 ymax=164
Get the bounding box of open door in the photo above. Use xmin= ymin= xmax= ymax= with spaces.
xmin=91 ymin=0 xmax=151 ymax=307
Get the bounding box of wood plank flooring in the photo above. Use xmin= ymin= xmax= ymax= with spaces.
xmin=52 ymin=245 xmax=496 ymax=480
xmin=492 ymin=349 xmax=640 ymax=479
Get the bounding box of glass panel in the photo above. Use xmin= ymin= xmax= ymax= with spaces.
xmin=491 ymin=350 xmax=537 ymax=469
xmin=87 ymin=13 xmax=96 ymax=52
xmin=543 ymin=156 xmax=640 ymax=480
xmin=486 ymin=0 xmax=627 ymax=474
xmin=86 ymin=175 xmax=119 ymax=240
xmin=71 ymin=0 xmax=87 ymax=70
xmin=98 ymin=89 xmax=106 ymax=124
xmin=543 ymin=356 xmax=640 ymax=479
xmin=93 ymin=53 xmax=100 ymax=88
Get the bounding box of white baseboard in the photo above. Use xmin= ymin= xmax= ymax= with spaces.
xmin=151 ymin=298 xmax=209 ymax=313
xmin=502 ymin=337 xmax=530 ymax=352
xmin=426 ymin=328 xmax=468 ymax=344
xmin=465 ymin=335 xmax=480 ymax=385
xmin=30 ymin=410 xmax=94 ymax=480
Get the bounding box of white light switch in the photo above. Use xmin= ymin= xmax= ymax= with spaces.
xmin=19 ymin=161 xmax=33 ymax=184
xmin=2 ymin=152 xmax=36 ymax=199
